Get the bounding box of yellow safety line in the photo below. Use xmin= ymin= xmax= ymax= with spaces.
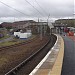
xmin=50 ymin=36 xmax=64 ymax=75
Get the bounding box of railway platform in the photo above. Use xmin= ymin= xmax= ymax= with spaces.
xmin=61 ymin=35 xmax=75 ymax=75
xmin=29 ymin=35 xmax=64 ymax=75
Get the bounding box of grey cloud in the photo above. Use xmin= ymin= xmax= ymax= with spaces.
xmin=0 ymin=0 xmax=74 ymax=23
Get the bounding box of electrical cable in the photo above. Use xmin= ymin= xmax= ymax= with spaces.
xmin=0 ymin=1 xmax=30 ymax=16
xmin=35 ymin=0 xmax=48 ymax=16
xmin=24 ymin=0 xmax=44 ymax=17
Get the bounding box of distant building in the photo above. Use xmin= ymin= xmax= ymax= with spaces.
xmin=1 ymin=20 xmax=36 ymax=29
xmin=12 ymin=20 xmax=36 ymax=29
xmin=1 ymin=20 xmax=50 ymax=34
xmin=0 ymin=24 xmax=3 ymax=28
xmin=28 ymin=22 xmax=48 ymax=34
xmin=54 ymin=19 xmax=75 ymax=27
xmin=1 ymin=22 xmax=12 ymax=28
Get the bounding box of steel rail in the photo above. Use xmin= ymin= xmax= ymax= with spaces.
xmin=0 ymin=35 xmax=39 ymax=51
xmin=5 ymin=38 xmax=50 ymax=75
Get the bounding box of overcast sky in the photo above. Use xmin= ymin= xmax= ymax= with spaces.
xmin=0 ymin=0 xmax=74 ymax=23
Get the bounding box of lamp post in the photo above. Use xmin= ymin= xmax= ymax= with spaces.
xmin=73 ymin=13 xmax=75 ymax=27
xmin=40 ymin=19 xmax=43 ymax=40
xmin=0 ymin=17 xmax=2 ymax=24
xmin=47 ymin=14 xmax=52 ymax=35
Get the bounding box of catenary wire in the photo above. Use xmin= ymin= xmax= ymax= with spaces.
xmin=0 ymin=1 xmax=30 ymax=16
xmin=24 ymin=0 xmax=45 ymax=17
xmin=35 ymin=0 xmax=48 ymax=16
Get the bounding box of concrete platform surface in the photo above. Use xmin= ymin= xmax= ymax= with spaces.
xmin=29 ymin=35 xmax=64 ymax=75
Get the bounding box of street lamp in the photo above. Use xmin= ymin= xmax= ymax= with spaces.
xmin=47 ymin=14 xmax=53 ymax=35
xmin=73 ymin=13 xmax=75 ymax=27
xmin=40 ymin=19 xmax=43 ymax=40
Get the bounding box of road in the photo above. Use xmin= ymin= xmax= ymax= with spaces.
xmin=61 ymin=36 xmax=75 ymax=75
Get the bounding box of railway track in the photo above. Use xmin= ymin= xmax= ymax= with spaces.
xmin=0 ymin=35 xmax=39 ymax=51
xmin=4 ymin=34 xmax=57 ymax=75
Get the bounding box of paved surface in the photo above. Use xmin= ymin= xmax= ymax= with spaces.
xmin=69 ymin=36 xmax=75 ymax=41
xmin=50 ymin=36 xmax=64 ymax=75
xmin=30 ymin=35 xmax=64 ymax=75
xmin=61 ymin=36 xmax=75 ymax=75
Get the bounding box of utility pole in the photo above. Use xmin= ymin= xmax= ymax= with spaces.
xmin=73 ymin=13 xmax=75 ymax=27
xmin=41 ymin=23 xmax=43 ymax=40
xmin=40 ymin=19 xmax=43 ymax=40
xmin=38 ymin=18 xmax=40 ymax=33
xmin=68 ymin=17 xmax=69 ymax=27
xmin=47 ymin=14 xmax=51 ymax=35
xmin=38 ymin=18 xmax=39 ymax=22
xmin=0 ymin=17 xmax=3 ymax=24
xmin=47 ymin=14 xmax=50 ymax=25
xmin=0 ymin=18 xmax=1 ymax=23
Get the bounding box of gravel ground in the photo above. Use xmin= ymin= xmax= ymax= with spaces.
xmin=15 ymin=34 xmax=57 ymax=75
xmin=0 ymin=35 xmax=50 ymax=75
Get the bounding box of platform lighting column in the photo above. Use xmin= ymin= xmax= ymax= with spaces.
xmin=40 ymin=19 xmax=43 ymax=40
xmin=73 ymin=13 xmax=75 ymax=27
xmin=73 ymin=13 xmax=75 ymax=47
xmin=47 ymin=14 xmax=51 ymax=35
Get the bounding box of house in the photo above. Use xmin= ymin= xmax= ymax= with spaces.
xmin=1 ymin=20 xmax=50 ymax=34
xmin=1 ymin=22 xmax=12 ymax=28
xmin=1 ymin=20 xmax=36 ymax=29
xmin=12 ymin=20 xmax=36 ymax=29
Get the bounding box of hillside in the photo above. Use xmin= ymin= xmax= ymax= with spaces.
xmin=55 ymin=19 xmax=75 ymax=27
